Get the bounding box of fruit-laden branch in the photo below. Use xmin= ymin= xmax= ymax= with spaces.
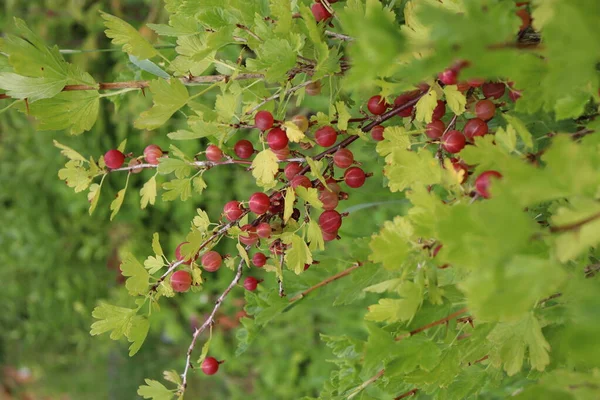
xmin=180 ymin=250 xmax=249 ymax=393
xmin=111 ymin=157 xmax=307 ymax=173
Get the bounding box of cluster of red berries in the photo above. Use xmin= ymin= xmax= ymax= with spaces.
xmin=310 ymin=0 xmax=338 ymax=22
xmin=103 ymin=144 xmax=164 ymax=170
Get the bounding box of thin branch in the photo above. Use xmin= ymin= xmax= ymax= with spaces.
xmin=325 ymin=30 xmax=353 ymax=41
xmin=278 ymin=253 xmax=286 ymax=297
xmin=180 ymin=253 xmax=248 ymax=393
xmin=347 ymin=368 xmax=385 ymax=399
xmin=549 ymin=211 xmax=600 ymax=233
xmin=0 ymin=74 xmax=266 ymax=100
xmin=288 ymin=262 xmax=362 ymax=302
xmin=394 ymin=388 xmax=419 ymax=400
xmin=396 ymin=307 xmax=469 ymax=341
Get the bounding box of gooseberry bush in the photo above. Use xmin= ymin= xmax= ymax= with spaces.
xmin=2 ymin=0 xmax=600 ymax=399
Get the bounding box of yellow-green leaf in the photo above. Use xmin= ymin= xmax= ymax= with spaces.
xmin=251 ymin=149 xmax=279 ymax=189
xmin=415 ymin=89 xmax=438 ymax=123
xmin=443 ymin=85 xmax=466 ymax=115
xmin=140 ymin=176 xmax=157 ymax=209
xmin=152 ymin=232 xmax=164 ymax=257
xmin=283 ymin=121 xmax=305 ymax=142
xmin=283 ymin=234 xmax=312 ymax=274
xmin=283 ymin=187 xmax=295 ymax=223
xmin=100 ymin=12 xmax=159 ymax=59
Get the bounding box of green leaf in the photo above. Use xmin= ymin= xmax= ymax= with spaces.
xmin=58 ymin=160 xmax=93 ymax=193
xmin=270 ymin=0 xmax=293 ymax=33
xmin=283 ymin=234 xmax=312 ymax=274
xmin=487 ymin=313 xmax=551 ymax=376
xmin=495 ymin=125 xmax=517 ymax=152
xmin=53 ymin=140 xmax=88 ymax=162
xmin=283 ymin=187 xmax=295 ymax=223
xmin=192 ymin=209 xmax=211 ymax=233
xmin=137 ymin=379 xmax=175 ymax=400
xmin=283 ymin=121 xmax=305 ymax=142
xmin=161 ymin=178 xmax=192 ymax=202
xmin=120 ymin=253 xmax=151 ymax=295
xmin=29 ymin=90 xmax=99 ymax=135
xmin=251 ymin=149 xmax=279 ymax=189
xmin=306 ymin=219 xmax=325 ymax=251
xmin=443 ymin=85 xmax=466 ymax=115
xmin=110 ymin=188 xmax=127 ymax=221
xmin=305 ymin=157 xmax=328 ymax=189
xmin=140 ymin=176 xmax=157 ymax=209
xmin=87 ymin=182 xmax=102 ymax=216
xmin=335 ymin=101 xmax=352 ymax=131
xmin=100 ymin=12 xmax=159 ymax=60
xmin=237 ymin=243 xmax=251 ymax=268
xmin=246 ymin=38 xmax=298 ymax=83
xmin=0 ymin=73 xmax=66 ymax=102
xmin=364 ymin=281 xmax=422 ymax=324
xmin=384 ymin=147 xmax=443 ymax=192
xmin=134 ymin=79 xmax=189 ymax=130
xmin=295 ymin=187 xmax=323 ymax=210
xmin=90 ymin=303 xmax=136 ymax=339
xmin=192 ymin=176 xmax=207 ymax=194
xmin=157 ymin=158 xmax=192 ymax=179
xmin=369 ymin=217 xmax=413 ymax=270
xmin=127 ymin=316 xmax=149 ymax=356
xmin=152 ymin=232 xmax=164 ymax=258
xmin=503 ymin=114 xmax=533 ymax=148
xmin=144 ymin=256 xmax=165 ymax=274
xmin=386 ymin=336 xmax=442 ymax=376
xmin=415 ymin=89 xmax=438 ymax=123
xmin=551 ymin=198 xmax=600 ymax=262
xmin=375 ymin=126 xmax=411 ymax=160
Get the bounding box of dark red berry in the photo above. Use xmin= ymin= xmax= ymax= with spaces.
xmin=255 ymin=110 xmax=274 ymax=131
xmin=234 ymin=140 xmax=254 ymax=159
xmin=367 ymin=95 xmax=388 ymax=115
xmin=319 ymin=190 xmax=339 ymax=210
xmin=426 ymin=120 xmax=445 ymax=139
xmin=319 ymin=210 xmax=342 ymax=233
xmin=344 ymin=167 xmax=366 ymax=188
xmin=201 ymin=251 xmax=222 ymax=272
xmin=224 ymin=201 xmax=244 ymax=221
xmin=252 ymin=252 xmax=267 ymax=268
xmin=516 ymin=8 xmax=531 ymax=31
xmin=171 ymin=270 xmax=192 ymax=292
xmin=475 ymin=170 xmax=503 ymax=199
xmin=432 ymin=244 xmax=443 ymax=257
xmin=249 ymin=192 xmax=270 ymax=215
xmin=432 ymin=100 xmax=446 ymax=120
xmin=243 ymin=277 xmax=259 ymax=291
xmin=143 ymin=145 xmax=163 ymax=165
xmin=306 ymin=81 xmax=322 ymax=96
xmin=291 ymin=175 xmax=312 ymax=189
xmin=438 ymin=69 xmax=458 ymax=85
xmin=463 ymin=118 xmax=488 ymax=140
xmin=175 ymin=242 xmax=196 ymax=265
xmin=320 ymin=177 xmax=341 ymax=193
xmin=441 ymin=130 xmax=466 ymax=154
xmin=394 ymin=93 xmax=415 ymax=117
xmin=272 ymin=146 xmax=290 ymax=160
xmin=104 ymin=149 xmax=125 ymax=169
xmin=285 ymin=162 xmax=303 ymax=180
xmin=256 ymin=222 xmax=272 ymax=239
xmin=322 ymin=229 xmax=338 ymax=242
xmin=456 ymin=82 xmax=470 ymax=92
xmin=267 ymin=128 xmax=289 ymax=150
xmin=371 ymin=125 xmax=385 ymax=141
xmin=201 ymin=357 xmax=220 ymax=375
xmin=315 ymin=126 xmax=338 ymax=147
xmin=240 ymin=224 xmax=258 ymax=246
xmin=467 ymin=78 xmax=485 ymax=87
xmin=475 ymin=100 xmax=496 ymax=121
xmin=206 ymin=145 xmax=223 ymax=161
xmin=311 ymin=3 xmax=332 ymax=22
xmin=508 ymin=88 xmax=522 ymax=102
xmin=333 ymin=149 xmax=354 ymax=169
xmin=482 ymin=82 xmax=506 ymax=99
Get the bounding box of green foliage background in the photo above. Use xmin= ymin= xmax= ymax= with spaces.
xmin=0 ymin=1 xmax=401 ymax=398
xmin=2 ymin=1 xmax=600 ymax=400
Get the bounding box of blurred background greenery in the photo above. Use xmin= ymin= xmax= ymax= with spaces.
xmin=0 ymin=1 xmax=406 ymax=398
